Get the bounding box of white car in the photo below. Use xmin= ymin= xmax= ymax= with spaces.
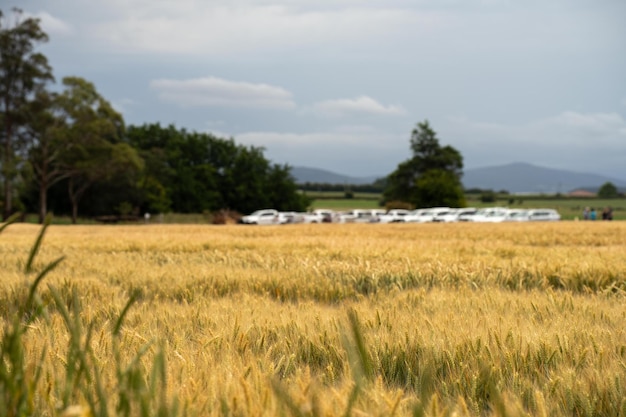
xmin=406 ymin=207 xmax=451 ymax=223
xmin=451 ymin=208 xmax=478 ymax=222
xmin=239 ymin=209 xmax=280 ymax=225
xmin=526 ymin=209 xmax=560 ymax=221
xmin=432 ymin=208 xmax=462 ymax=223
xmin=470 ymin=207 xmax=509 ymax=222
xmin=404 ymin=209 xmax=426 ymax=222
xmin=299 ymin=209 xmax=334 ymax=223
xmin=337 ymin=209 xmax=384 ymax=223
xmin=378 ymin=209 xmax=411 ymax=223
xmin=368 ymin=209 xmax=387 ymax=222
xmin=335 ymin=210 xmax=364 ymax=223
xmin=277 ymin=212 xmax=298 ymax=224
xmin=503 ymin=209 xmax=530 ymax=222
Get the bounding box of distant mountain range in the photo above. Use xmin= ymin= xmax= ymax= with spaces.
xmin=291 ymin=163 xmax=626 ymax=194
xmin=462 ymin=163 xmax=626 ymax=193
xmin=291 ymin=166 xmax=381 ymax=185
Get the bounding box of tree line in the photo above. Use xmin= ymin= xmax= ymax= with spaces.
xmin=1 ymin=8 xmax=468 ymax=223
xmin=0 ymin=8 xmax=310 ymax=223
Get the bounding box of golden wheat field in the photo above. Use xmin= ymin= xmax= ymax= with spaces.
xmin=1 ymin=221 xmax=626 ymax=416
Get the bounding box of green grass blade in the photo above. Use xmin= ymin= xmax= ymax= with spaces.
xmin=25 ymin=214 xmax=52 ymax=274
xmin=113 ymin=290 xmax=139 ymax=336
xmin=23 ymin=256 xmax=65 ymax=319
xmin=347 ymin=308 xmax=373 ymax=381
xmin=342 ymin=385 xmax=360 ymax=417
xmin=0 ymin=212 xmax=22 ymax=233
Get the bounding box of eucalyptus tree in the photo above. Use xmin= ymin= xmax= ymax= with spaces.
xmin=25 ymin=90 xmax=70 ymax=223
xmin=56 ymin=77 xmax=142 ymax=223
xmin=0 ymin=8 xmax=53 ymax=219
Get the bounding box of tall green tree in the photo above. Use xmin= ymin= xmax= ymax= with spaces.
xmin=384 ymin=120 xmax=465 ymax=208
xmin=266 ymin=163 xmax=311 ymax=211
xmin=0 ymin=8 xmax=53 ymax=219
xmin=135 ymin=147 xmax=172 ymax=214
xmin=25 ymin=90 xmax=71 ymax=223
xmin=56 ymin=77 xmax=142 ymax=223
xmin=598 ymin=181 xmax=619 ymax=198
xmin=125 ymin=123 xmax=310 ymax=214
xmin=414 ymin=169 xmax=466 ymax=208
xmin=125 ymin=124 xmax=219 ymax=213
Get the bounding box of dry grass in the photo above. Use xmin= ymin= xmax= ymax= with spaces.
xmin=1 ymin=221 xmax=626 ymax=416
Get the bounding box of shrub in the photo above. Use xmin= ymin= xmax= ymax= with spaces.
xmin=384 ymin=200 xmax=413 ymax=210
xmin=480 ymin=191 xmax=496 ymax=203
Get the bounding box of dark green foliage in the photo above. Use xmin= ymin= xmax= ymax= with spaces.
xmin=598 ymin=181 xmax=619 ymax=198
xmin=409 ymin=121 xmax=463 ymax=178
xmin=126 ymin=123 xmax=310 ymax=214
xmin=298 ymin=182 xmax=385 ymax=193
xmin=414 ymin=169 xmax=466 ymax=208
xmin=266 ymin=163 xmax=312 ymax=212
xmin=480 ymin=190 xmax=497 ymax=203
xmin=0 ymin=8 xmax=53 ymax=220
xmin=24 ymin=89 xmax=70 ymax=223
xmin=55 ymin=77 xmax=142 ymax=223
xmin=384 ymin=120 xmax=465 ymax=208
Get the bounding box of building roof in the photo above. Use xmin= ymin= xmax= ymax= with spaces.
xmin=567 ymin=189 xmax=596 ymax=197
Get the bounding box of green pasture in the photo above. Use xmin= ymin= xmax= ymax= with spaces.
xmin=309 ymin=199 xmax=381 ymax=211
xmin=301 ymin=190 xmax=380 ymax=200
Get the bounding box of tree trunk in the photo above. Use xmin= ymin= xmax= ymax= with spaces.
xmin=39 ymin=180 xmax=48 ymax=224
xmin=2 ymin=173 xmax=10 ymax=221
xmin=3 ymin=121 xmax=13 ymax=220
xmin=71 ymin=201 xmax=78 ymax=225
xmin=68 ymin=177 xmax=86 ymax=225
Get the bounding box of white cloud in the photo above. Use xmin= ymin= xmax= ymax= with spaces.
xmin=311 ymin=96 xmax=407 ymax=117
xmin=29 ymin=0 xmax=623 ymax=62
xmin=20 ymin=0 xmax=625 ymax=179
xmin=450 ymin=111 xmax=626 ymax=147
xmin=28 ymin=11 xmax=73 ymax=35
xmin=446 ymin=112 xmax=626 ymax=176
xmin=150 ymin=76 xmax=296 ymax=109
xmin=234 ymin=129 xmax=406 ymax=175
xmin=87 ymin=3 xmax=433 ymax=56
xmin=541 ymin=111 xmax=626 ymax=138
xmin=236 ymin=126 xmax=405 ymax=148
xmin=111 ymin=98 xmax=135 ymax=114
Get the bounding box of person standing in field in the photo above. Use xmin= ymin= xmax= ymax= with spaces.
xmin=590 ymin=208 xmax=597 ymax=221
xmin=583 ymin=207 xmax=590 ymax=220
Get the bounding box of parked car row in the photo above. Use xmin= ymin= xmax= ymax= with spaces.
xmin=239 ymin=209 xmax=334 ymax=225
xmin=239 ymin=207 xmax=561 ymax=225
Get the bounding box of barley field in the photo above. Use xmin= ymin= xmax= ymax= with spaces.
xmin=1 ymin=220 xmax=626 ymax=416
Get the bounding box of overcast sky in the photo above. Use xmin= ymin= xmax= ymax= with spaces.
xmin=11 ymin=0 xmax=626 ymax=179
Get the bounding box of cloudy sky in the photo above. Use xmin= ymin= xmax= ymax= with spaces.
xmin=12 ymin=0 xmax=626 ymax=179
